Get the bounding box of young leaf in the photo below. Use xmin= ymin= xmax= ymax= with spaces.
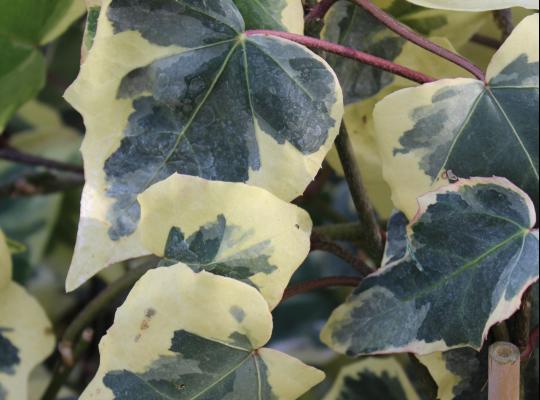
xmin=405 ymin=0 xmax=539 ymax=11
xmin=233 ymin=0 xmax=304 ymax=33
xmin=134 ymin=174 xmax=311 ymax=310
xmin=323 ymin=357 xmax=425 ymax=400
xmin=0 ymin=230 xmax=55 ymax=400
xmin=321 ymin=178 xmax=539 ymax=356
xmin=374 ymin=14 xmax=539 ymax=219
xmin=81 ymin=263 xmax=325 ymax=399
xmin=0 ymin=0 xmax=85 ymax=132
xmin=65 ymin=0 xmax=343 ymax=291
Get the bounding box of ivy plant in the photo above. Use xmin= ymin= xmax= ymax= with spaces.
xmin=0 ymin=0 xmax=538 ymax=399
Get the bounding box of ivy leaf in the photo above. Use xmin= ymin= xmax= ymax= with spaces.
xmin=0 ymin=230 xmax=55 ymax=400
xmin=323 ymin=357 xmax=428 ymax=400
xmin=321 ymin=178 xmax=539 ymax=356
xmin=65 ymin=0 xmax=343 ymax=291
xmin=233 ymin=0 xmax=304 ymax=33
xmin=133 ymin=174 xmax=312 ymax=310
xmin=374 ymin=14 xmax=539 ymax=219
xmin=405 ymin=0 xmax=539 ymax=11
xmin=0 ymin=0 xmax=85 ymax=132
xmin=81 ymin=264 xmax=325 ymax=399
xmin=418 ymin=283 xmax=539 ymax=400
xmin=321 ymin=0 xmax=488 ymax=105
xmin=326 ymin=36 xmax=472 ymax=218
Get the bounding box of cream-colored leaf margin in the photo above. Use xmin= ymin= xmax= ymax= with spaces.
xmin=64 ymin=0 xmax=343 ymax=291
xmin=323 ymin=357 xmax=421 ymax=400
xmin=373 ymin=14 xmax=539 ymax=219
xmin=81 ymin=264 xmax=324 ymax=399
xmin=326 ymin=37 xmax=471 ymax=218
xmin=0 ymin=231 xmax=55 ymax=400
xmin=138 ymin=174 xmax=312 ymax=310
xmin=406 ymin=0 xmax=539 ymax=11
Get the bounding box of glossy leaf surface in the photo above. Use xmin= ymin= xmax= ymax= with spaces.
xmin=374 ymin=14 xmax=539 ymax=219
xmin=135 ymin=174 xmax=311 ymax=310
xmin=321 ymin=178 xmax=539 ymax=356
xmin=81 ymin=263 xmax=324 ymax=399
xmin=65 ymin=0 xmax=343 ymax=290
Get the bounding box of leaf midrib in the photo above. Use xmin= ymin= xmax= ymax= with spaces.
xmin=356 ymin=229 xmax=528 ymax=329
xmin=437 ymin=85 xmax=539 ymax=182
xmin=405 ymin=228 xmax=528 ymax=302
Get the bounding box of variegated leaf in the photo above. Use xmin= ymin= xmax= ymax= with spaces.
xmin=321 ymin=178 xmax=539 ymax=356
xmin=374 ymin=14 xmax=539 ymax=219
xmin=0 ymin=230 xmax=55 ymax=400
xmin=323 ymin=357 xmax=426 ymax=400
xmin=382 ymin=210 xmax=409 ymax=266
xmin=418 ymin=348 xmax=488 ymax=400
xmin=0 ymin=0 xmax=85 ymax=131
xmin=405 ymin=0 xmax=538 ymax=11
xmin=233 ymin=0 xmax=304 ymax=33
xmin=134 ymin=174 xmax=312 ymax=310
xmin=418 ymin=283 xmax=539 ymax=400
xmin=321 ymin=0 xmax=487 ymax=105
xmin=81 ymin=263 xmax=325 ymax=399
xmin=326 ymin=36 xmax=471 ymax=218
xmin=65 ymin=0 xmax=343 ymax=291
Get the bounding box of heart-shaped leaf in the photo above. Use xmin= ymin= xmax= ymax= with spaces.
xmin=0 ymin=0 xmax=85 ymax=132
xmin=81 ymin=263 xmax=324 ymax=399
xmin=134 ymin=174 xmax=312 ymax=310
xmin=321 ymin=178 xmax=539 ymax=356
xmin=65 ymin=0 xmax=343 ymax=291
xmin=326 ymin=35 xmax=472 ymax=218
xmin=233 ymin=0 xmax=304 ymax=33
xmin=374 ymin=14 xmax=539 ymax=219
xmin=0 ymin=230 xmax=55 ymax=400
xmin=404 ymin=0 xmax=538 ymax=11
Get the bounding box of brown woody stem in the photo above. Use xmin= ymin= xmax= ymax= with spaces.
xmin=281 ymin=276 xmax=362 ymax=303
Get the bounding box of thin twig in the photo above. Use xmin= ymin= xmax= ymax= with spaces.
xmin=41 ymin=329 xmax=94 ymax=400
xmin=0 ymin=172 xmax=84 ymax=197
xmin=351 ymin=0 xmax=486 ymax=82
xmin=311 ymin=232 xmax=374 ymax=276
xmin=335 ymin=124 xmax=383 ymax=262
xmin=281 ymin=276 xmax=362 ymax=303
xmin=245 ymin=30 xmax=435 ymax=85
xmin=471 ymin=34 xmax=502 ymax=50
xmin=494 ymin=9 xmax=514 ymax=40
xmin=0 ymin=146 xmax=84 ymax=175
xmin=305 ymin=0 xmax=338 ymax=22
